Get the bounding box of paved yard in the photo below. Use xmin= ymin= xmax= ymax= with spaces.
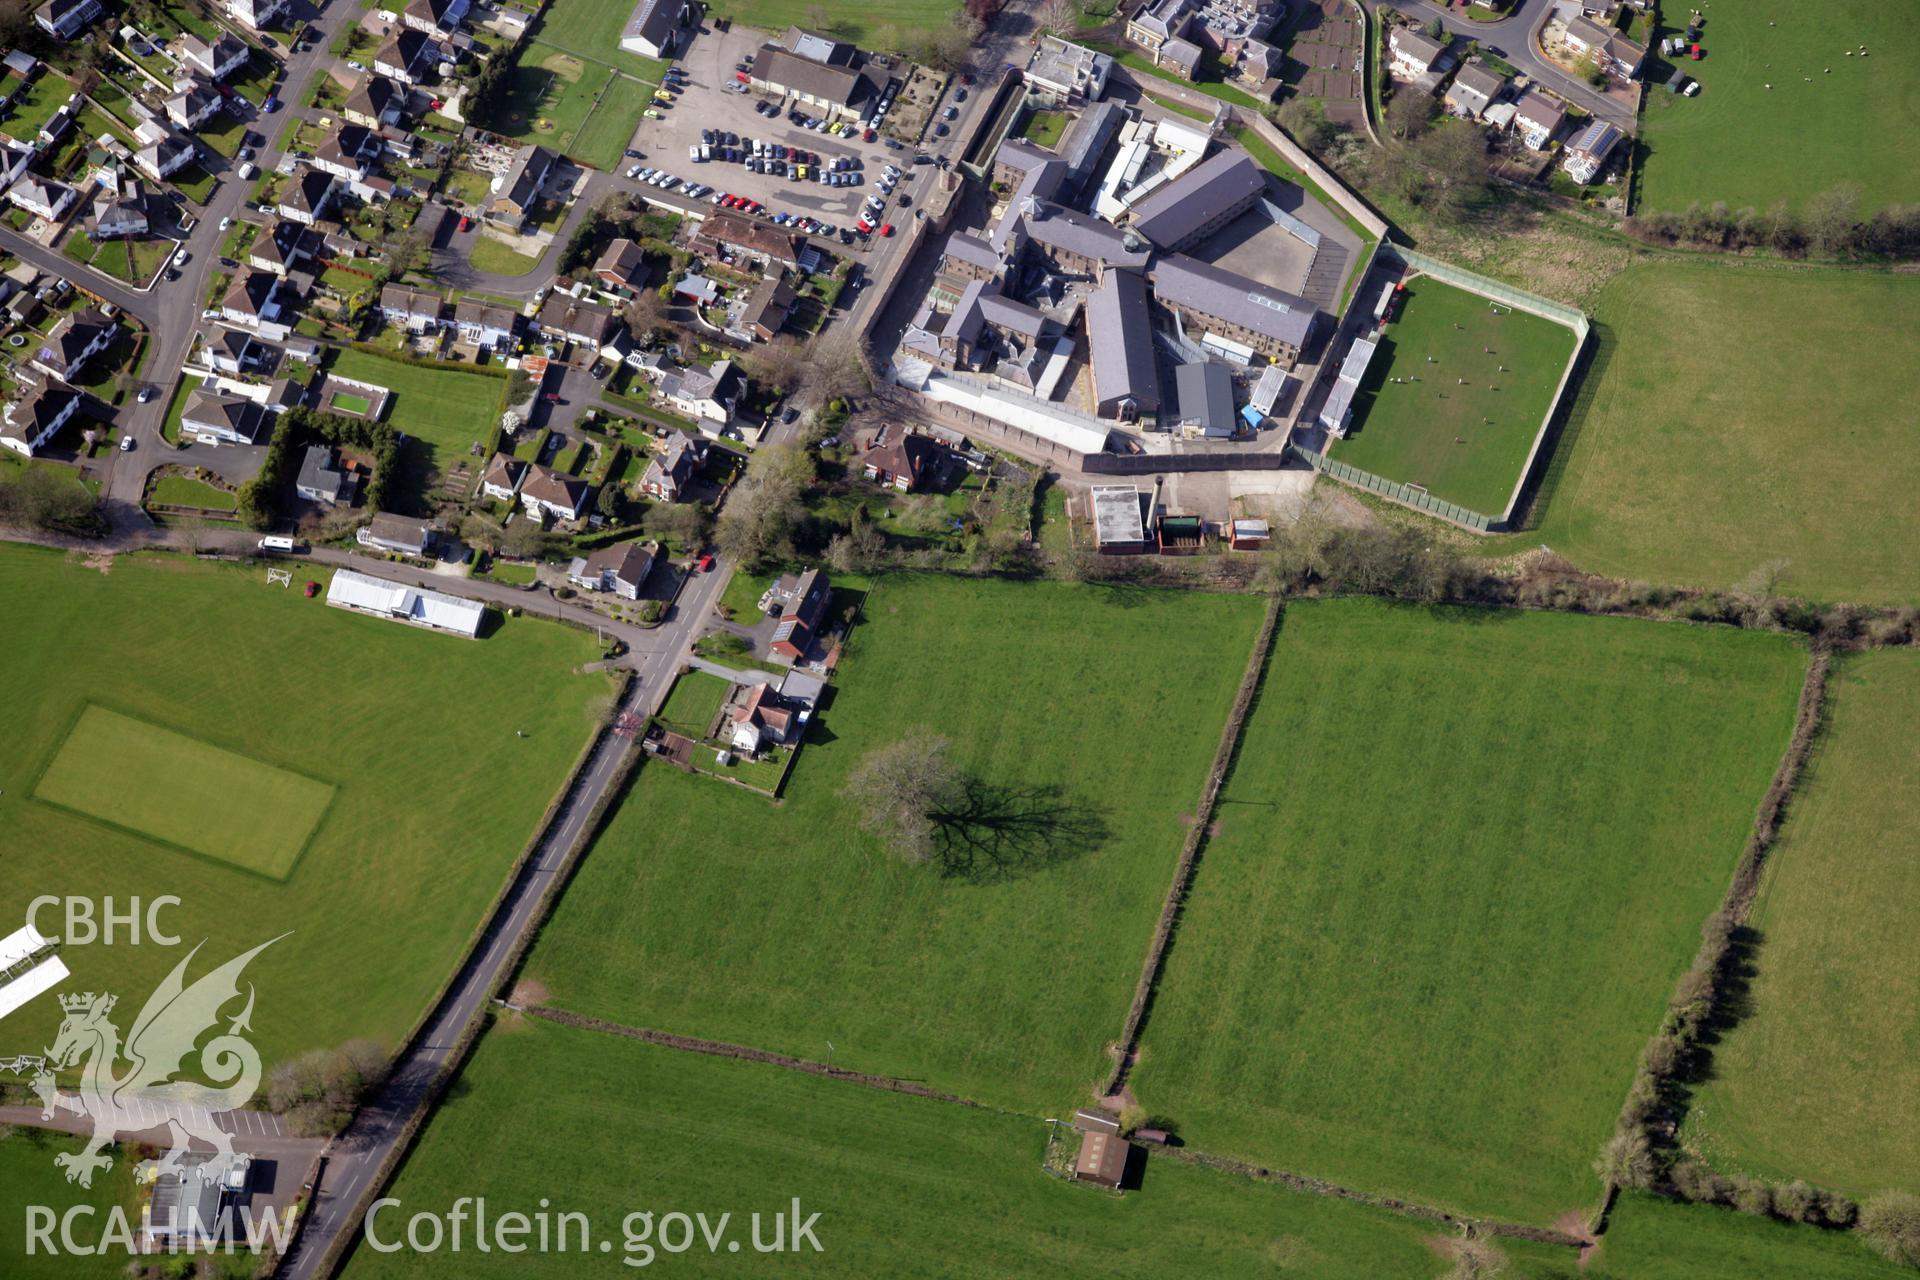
xmin=629 ymin=22 xmax=906 ymax=232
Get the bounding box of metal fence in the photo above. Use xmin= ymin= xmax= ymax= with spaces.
xmin=1289 ymin=443 xmax=1495 ymax=532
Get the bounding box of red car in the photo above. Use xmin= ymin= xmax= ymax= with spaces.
xmin=879 ymin=223 xmax=895 ymax=237
xmin=543 ymin=393 xmax=560 ymax=403
xmin=458 ymin=215 xmax=472 ymax=231
xmin=862 ymin=127 xmax=876 ymax=142
xmin=303 ymin=581 xmax=319 ymax=597
xmin=696 ymin=554 xmax=715 ymax=572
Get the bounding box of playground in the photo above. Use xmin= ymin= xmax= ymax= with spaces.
xmin=1328 ymin=274 xmax=1578 ymax=518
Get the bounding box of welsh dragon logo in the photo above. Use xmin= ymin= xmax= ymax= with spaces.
xmin=32 ymin=937 xmax=283 ymax=1188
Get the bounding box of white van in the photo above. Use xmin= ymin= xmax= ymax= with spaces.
xmin=258 ymin=536 xmax=298 ymax=553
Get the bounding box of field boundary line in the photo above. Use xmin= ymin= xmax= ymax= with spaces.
xmin=1101 ymin=594 xmax=1283 ymax=1098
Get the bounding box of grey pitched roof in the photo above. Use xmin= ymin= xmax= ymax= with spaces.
xmin=1452 ymin=60 xmax=1507 ymax=102
xmin=1391 ymin=26 xmax=1445 ymax=63
xmin=296 ymin=444 xmax=348 ymax=498
xmin=941 ymin=278 xmax=992 ymax=345
xmin=748 ymin=44 xmax=879 ymax=108
xmin=978 ymin=292 xmax=1049 ymax=340
xmin=941 ymin=231 xmax=1003 ymax=274
xmin=1087 ymin=268 xmax=1160 ymax=412
xmin=994 ymin=138 xmax=1057 ymax=174
xmin=1160 ymin=37 xmax=1203 ymax=75
xmin=1173 ymin=359 xmax=1235 ymax=434
xmin=1015 ymin=200 xmax=1152 ymax=270
xmin=1514 ymin=89 xmax=1567 ymax=131
xmin=1128 ymin=147 xmax=1265 ymax=249
xmin=623 ymin=0 xmax=683 ymax=48
xmin=1151 ymin=253 xmax=1316 ymax=349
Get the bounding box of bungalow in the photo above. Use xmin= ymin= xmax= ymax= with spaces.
xmin=658 ymin=359 xmax=740 ymax=424
xmin=1445 ymin=59 xmax=1507 ymax=120
xmin=484 ymin=143 xmax=554 ymax=227
xmin=1512 ymin=89 xmax=1568 ymax=150
xmin=278 ymin=167 xmax=338 ymax=225
xmin=764 ymin=566 xmax=830 ymax=662
xmin=90 ymin=182 xmax=149 ymax=239
xmin=1562 ymin=119 xmax=1622 ymax=184
xmin=32 ymin=308 xmax=117 ymax=383
xmin=181 ymin=389 xmax=273 ymax=445
xmin=165 ymin=79 xmax=224 ymax=129
xmin=1388 ymin=25 xmax=1445 ymax=79
xmin=343 ymin=75 xmax=407 ymax=130
xmin=478 ymin=452 xmax=527 ymax=502
xmin=861 ymin=426 xmax=944 ymax=493
xmin=403 ymin=0 xmax=470 ymax=35
xmin=33 ymin=0 xmax=102 ymax=40
xmin=221 ymin=270 xmax=288 ymax=328
xmin=454 ymin=298 xmax=520 ymax=350
xmin=567 ymin=540 xmax=653 ymax=599
xmin=739 ymin=274 xmax=796 ymax=342
xmin=374 ymin=29 xmax=442 ymax=87
xmin=690 ymin=213 xmax=802 ymax=271
xmin=179 ymin=32 xmax=252 ymax=82
xmin=520 ymin=463 xmax=588 ymax=521
xmin=356 ymin=511 xmax=434 ymax=556
xmin=6 ymin=176 xmax=77 ymax=222
xmin=0 ymin=380 xmax=81 ymax=456
xmin=638 ymin=432 xmax=705 ymax=501
xmin=728 ymin=681 xmax=797 ymax=756
xmin=379 ymin=283 xmax=446 ymax=332
xmin=592 ymin=237 xmax=649 ymax=290
xmin=535 ymin=294 xmax=620 ymax=350
xmin=226 ymin=0 xmax=290 ymax=30
xmin=295 ymin=444 xmax=352 ymax=504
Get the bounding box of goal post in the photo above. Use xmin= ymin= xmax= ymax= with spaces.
xmin=266 ymin=568 xmax=292 ymax=588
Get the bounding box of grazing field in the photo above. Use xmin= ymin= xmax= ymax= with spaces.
xmin=0 ymin=546 xmax=610 ymax=1070
xmin=527 ymin=575 xmax=1265 ymax=1111
xmin=1328 ymin=274 xmax=1578 ymax=517
xmin=1595 ymin=1193 xmax=1911 ymax=1280
xmin=1129 ymin=599 xmax=1806 ymax=1225
xmin=1682 ymin=649 xmax=1920 ymax=1195
xmin=0 ymin=1135 xmax=135 ymax=1280
xmin=34 ymin=705 xmax=336 ymax=879
xmin=1636 ymin=0 xmax=1918 ymax=215
xmin=326 ymin=349 xmax=506 ymax=474
xmin=1520 ymin=263 xmax=1920 ymax=604
xmin=347 ymin=1018 xmax=1586 ymax=1279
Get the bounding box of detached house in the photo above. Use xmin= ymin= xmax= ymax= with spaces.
xmin=861 ymin=426 xmax=944 ymax=493
xmin=227 ymin=0 xmax=290 ymax=30
xmin=658 ymin=359 xmax=740 ymax=424
xmin=296 ymin=444 xmax=352 ymax=504
xmin=0 ymin=380 xmax=81 ymax=456
xmin=249 ymin=217 xmax=318 ymax=275
xmin=221 ymin=270 xmax=288 ymax=329
xmin=90 ymin=182 xmax=149 ymax=239
xmin=567 ymin=540 xmax=652 ymax=599
xmin=521 ymin=464 xmax=588 ymax=521
xmin=32 ymin=308 xmax=117 ymax=382
xmin=728 ymin=682 xmax=799 ymax=756
xmin=1563 ymin=15 xmax=1644 ymax=80
xmin=374 ymin=29 xmax=442 ymax=86
xmin=485 ymin=143 xmax=554 ymax=228
xmin=764 ymin=567 xmax=830 ymax=662
xmin=739 ymin=274 xmax=796 ymax=342
xmin=535 ymin=294 xmax=620 ymax=351
xmin=1513 ymin=89 xmax=1568 ymax=150
xmin=132 ymin=124 xmax=195 ymax=183
xmin=180 ymin=32 xmax=252 ymax=82
xmin=166 ymin=78 xmax=224 ymax=129
xmin=454 ymin=298 xmax=520 ymax=350
xmin=479 ymin=452 xmax=527 ymax=502
xmin=1388 ymin=25 xmax=1445 ymax=79
xmin=592 ymin=238 xmax=649 ymax=291
xmin=639 ymin=433 xmax=706 ymax=501
xmin=312 ymin=125 xmax=380 ymax=182
xmin=33 ymin=0 xmax=102 ymax=40
xmin=1562 ymin=119 xmax=1622 ymax=184
xmin=357 ymin=512 xmax=434 ymax=556
xmin=181 ymin=388 xmax=273 ymax=445
xmin=1445 ymin=60 xmax=1507 ymax=120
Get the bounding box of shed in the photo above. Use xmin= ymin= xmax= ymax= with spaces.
xmin=1074 ymin=1129 xmax=1131 ymax=1189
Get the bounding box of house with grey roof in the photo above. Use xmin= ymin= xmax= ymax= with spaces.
xmin=296 ymin=444 xmax=352 ymax=504
xmin=568 ymin=540 xmax=653 ymax=599
xmin=1445 ymin=59 xmax=1508 ymax=120
xmin=35 ymin=0 xmax=102 ymax=40
xmin=618 ymin=0 xmax=690 ymax=58
xmin=0 ymin=379 xmax=81 ymax=457
xmin=1127 ymin=147 xmax=1265 ymax=252
xmin=357 ymin=511 xmax=434 ymax=555
xmin=179 ymin=32 xmax=251 ymax=81
xmin=166 ymin=78 xmax=224 ymax=129
xmin=1388 ymin=25 xmax=1446 ymax=79
xmin=640 ymin=432 xmax=706 ymax=501
xmin=344 ymin=75 xmax=407 ymax=129
xmin=1172 ymin=360 xmax=1236 ymax=437
xmin=181 ymin=389 xmax=272 ymax=445
xmin=485 ymin=143 xmax=554 ymax=228
xmin=1087 ymin=269 xmax=1160 ymax=420
xmin=1512 ymin=89 xmax=1568 ymax=150
xmin=33 ymin=308 xmax=117 ymax=382
xmin=403 ymin=0 xmax=469 ymax=35
xmin=941 ymin=230 xmax=1007 ymax=283
xmin=1150 ymin=254 xmax=1318 ymax=367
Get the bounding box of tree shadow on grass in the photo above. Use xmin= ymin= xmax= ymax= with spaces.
xmin=930 ymin=780 xmax=1109 ymax=884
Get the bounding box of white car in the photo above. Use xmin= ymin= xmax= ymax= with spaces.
xmin=200 ymin=308 xmax=220 ymax=320
xmin=219 ymin=215 xmax=232 ymax=230
xmin=346 ymin=60 xmax=365 ymax=71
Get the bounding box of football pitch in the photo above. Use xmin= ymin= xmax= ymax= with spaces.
xmin=1129 ymin=599 xmax=1806 ymax=1225
xmin=33 ymin=705 xmax=335 ymax=879
xmin=1328 ymin=275 xmax=1578 ymax=518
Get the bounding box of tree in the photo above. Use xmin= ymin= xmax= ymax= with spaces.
xmin=870 ymin=23 xmax=901 ymax=56
xmin=1036 ymin=0 xmax=1078 ymax=38
xmin=827 ymin=505 xmax=885 ymax=573
xmin=501 ymin=518 xmax=551 ymax=559
xmin=714 ymin=463 xmax=805 ymax=569
xmin=1422 ymin=15 xmax=1444 ymax=39
xmin=1275 ymin=95 xmax=1335 ymax=152
xmin=1802 ymin=182 xmax=1862 ymax=255
xmin=595 ymin=481 xmax=624 ymax=522
xmin=912 ymin=20 xmax=980 ymax=72
xmin=0 ymin=464 xmax=104 ymax=535
xmin=1385 ymin=88 xmax=1433 ymax=141
xmin=1859 ymin=1191 xmax=1920 ymax=1267
xmin=842 ymin=734 xmax=962 ymax=864
xmin=804 ymin=329 xmax=871 ymax=403
xmin=1593 ymin=1129 xmax=1657 ymax=1190
xmin=1411 ymin=122 xmax=1490 ymax=223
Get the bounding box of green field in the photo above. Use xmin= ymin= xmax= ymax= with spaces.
xmin=1521 ymin=262 xmax=1920 ymax=605
xmin=1329 ymin=275 xmax=1578 ymax=518
xmin=527 ymin=575 xmax=1265 ymax=1110
xmin=654 ymin=669 xmax=730 ymax=737
xmin=702 ymin=0 xmax=960 ymax=51
xmin=1594 ymin=1193 xmax=1911 ymax=1280
xmin=1129 ymin=599 xmax=1806 ymax=1226
xmin=148 ymin=473 xmax=238 ymax=511
xmin=330 ymin=391 xmax=375 ymax=415
xmin=1682 ymin=649 xmax=1920 ymax=1196
xmin=0 ymin=547 xmax=609 ymax=1070
xmin=61 ymin=229 xmax=173 ymax=284
xmin=1636 ymin=1 xmax=1919 ymax=215
xmin=1021 ymin=109 xmax=1069 ymax=147
xmin=529 ymin=2 xmax=671 ymax=81
xmin=495 ymin=45 xmax=607 ymax=154
xmin=327 ymin=349 xmax=506 ymax=474
xmin=34 ymin=705 xmax=336 ymax=878
xmin=346 ymin=1016 xmax=1587 ymax=1279
xmin=0 ymin=1134 xmax=136 ymax=1280
xmin=569 ymin=75 xmax=655 ymax=172
xmin=466 ymin=234 xmax=544 ymax=276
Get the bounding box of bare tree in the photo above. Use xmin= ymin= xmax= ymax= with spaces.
xmin=805 ymin=329 xmax=871 ymax=403
xmin=843 ymin=734 xmax=963 ymax=864
xmin=714 ymin=462 xmax=805 ymax=569
xmin=828 ymin=505 xmax=886 ymax=573
xmin=1859 ymin=1192 xmax=1920 ymax=1267
xmin=1036 ymin=0 xmax=1078 ymax=38
xmin=1385 ymin=87 xmax=1434 ymax=141
xmin=1593 ymin=1129 xmax=1657 ymax=1190
xmin=1275 ymin=95 xmax=1335 ymax=152
xmin=1802 ymin=182 xmax=1862 ymax=255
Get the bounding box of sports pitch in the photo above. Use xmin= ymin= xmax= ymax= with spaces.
xmin=329 ymin=391 xmax=374 ymax=416
xmin=1328 ymin=275 xmax=1578 ymax=517
xmin=1129 ymin=598 xmax=1806 ymax=1225
xmin=0 ymin=546 xmax=610 ymax=1070
xmin=1684 ymin=649 xmax=1920 ymax=1196
xmin=33 ymin=705 xmax=335 ymax=879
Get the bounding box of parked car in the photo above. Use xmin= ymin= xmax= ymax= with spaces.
xmin=625 ymin=148 xmax=645 ymax=159
xmin=880 ymin=223 xmax=894 ymax=236
xmin=696 ymin=554 xmax=715 ymax=572
xmin=304 ymin=581 xmax=319 ymax=597
xmin=219 ymin=215 xmax=232 ymax=230
xmin=137 ymin=385 xmax=155 ymax=403
xmin=942 ymin=106 xmax=958 ymax=120
xmin=458 ymin=215 xmax=472 ymax=231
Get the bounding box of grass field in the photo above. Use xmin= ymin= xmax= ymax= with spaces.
xmin=0 ymin=1134 xmax=136 ymax=1280
xmin=0 ymin=546 xmax=610 ymax=1070
xmin=495 ymin=46 xmax=602 ymax=151
xmin=61 ymin=229 xmax=172 ymax=284
xmin=568 ymin=74 xmax=653 ymax=171
xmin=1129 ymin=599 xmax=1806 ymax=1226
xmin=34 ymin=705 xmax=336 ymax=879
xmin=654 ymin=669 xmax=730 ymax=737
xmin=465 ymin=234 xmax=543 ymax=276
xmin=346 ymin=1017 xmax=1588 ymax=1279
xmin=327 ymin=349 xmax=506 ymax=476
xmin=526 ymin=575 xmax=1265 ymax=1111
xmin=1594 ymin=1193 xmax=1911 ymax=1280
xmin=148 ymin=473 xmax=238 ymax=511
xmin=1636 ymin=1 xmax=1919 ymax=215
xmin=1328 ymin=275 xmax=1578 ymax=517
xmin=330 ymin=391 xmax=374 ymax=415
xmin=1681 ymin=649 xmax=1920 ymax=1196
xmin=1518 ymin=262 xmax=1920 ymax=604
xmin=1021 ymin=109 xmax=1069 ymax=147
xmin=529 ymin=2 xmax=671 ymax=82
xmin=698 ymin=0 xmax=960 ymax=50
